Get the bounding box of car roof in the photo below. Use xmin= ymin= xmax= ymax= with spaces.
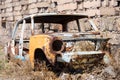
xmin=17 ymin=13 xmax=88 ymax=24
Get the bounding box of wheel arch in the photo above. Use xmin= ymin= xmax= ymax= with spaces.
xmin=34 ymin=48 xmax=48 ymax=62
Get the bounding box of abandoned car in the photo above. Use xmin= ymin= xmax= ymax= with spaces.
xmin=5 ymin=13 xmax=113 ymax=70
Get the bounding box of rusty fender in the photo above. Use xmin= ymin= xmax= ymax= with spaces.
xmin=29 ymin=35 xmax=64 ymax=68
xmin=5 ymin=41 xmax=15 ymax=58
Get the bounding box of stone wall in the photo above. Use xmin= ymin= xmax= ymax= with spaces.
xmin=0 ymin=0 xmax=119 ymax=22
xmin=0 ymin=0 xmax=120 ymax=45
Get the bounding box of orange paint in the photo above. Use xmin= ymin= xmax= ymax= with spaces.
xmin=29 ymin=34 xmax=62 ymax=68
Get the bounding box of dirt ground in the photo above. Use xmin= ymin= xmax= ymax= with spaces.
xmin=0 ymin=43 xmax=120 ymax=80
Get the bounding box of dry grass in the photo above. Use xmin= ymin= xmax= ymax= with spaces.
xmin=0 ymin=44 xmax=120 ymax=80
xmin=0 ymin=59 xmax=59 ymax=80
xmin=0 ymin=57 xmax=117 ymax=80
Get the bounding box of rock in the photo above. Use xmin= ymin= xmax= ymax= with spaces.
xmin=59 ymin=73 xmax=71 ymax=80
xmin=102 ymin=66 xmax=116 ymax=78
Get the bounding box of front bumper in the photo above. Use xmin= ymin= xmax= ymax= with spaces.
xmin=57 ymin=51 xmax=104 ymax=63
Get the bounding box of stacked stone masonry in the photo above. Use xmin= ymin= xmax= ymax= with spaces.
xmin=0 ymin=0 xmax=119 ymax=21
xmin=0 ymin=0 xmax=120 ymax=45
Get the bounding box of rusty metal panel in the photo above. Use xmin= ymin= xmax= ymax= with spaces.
xmin=57 ymin=51 xmax=104 ymax=62
xmin=29 ymin=35 xmax=64 ymax=68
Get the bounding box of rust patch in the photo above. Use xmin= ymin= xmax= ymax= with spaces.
xmin=29 ymin=35 xmax=64 ymax=68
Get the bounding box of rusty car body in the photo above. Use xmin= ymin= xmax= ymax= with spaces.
xmin=5 ymin=13 xmax=113 ymax=69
